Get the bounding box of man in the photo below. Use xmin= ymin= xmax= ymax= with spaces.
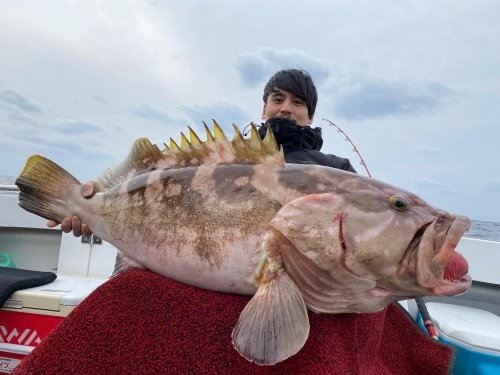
xmin=259 ymin=69 xmax=356 ymax=172
xmin=49 ymin=68 xmax=356 ymax=235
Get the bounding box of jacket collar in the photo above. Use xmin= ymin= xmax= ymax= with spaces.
xmin=259 ymin=117 xmax=323 ymax=151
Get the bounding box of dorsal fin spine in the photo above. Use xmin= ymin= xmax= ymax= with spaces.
xmin=232 ymin=124 xmax=249 ymax=160
xmin=262 ymin=123 xmax=278 ymax=154
xmin=213 ymin=120 xmax=226 ymax=141
xmin=180 ymin=132 xmax=190 ymax=149
xmin=188 ymin=126 xmax=203 ymax=145
xmin=203 ymin=121 xmax=215 ymax=143
xmin=248 ymin=124 xmax=264 ymax=152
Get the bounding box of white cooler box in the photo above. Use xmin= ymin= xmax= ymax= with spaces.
xmin=0 ymin=275 xmax=106 ymax=373
xmin=418 ymin=302 xmax=500 ymax=375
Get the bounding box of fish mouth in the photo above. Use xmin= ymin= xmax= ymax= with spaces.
xmin=413 ymin=214 xmax=472 ymax=295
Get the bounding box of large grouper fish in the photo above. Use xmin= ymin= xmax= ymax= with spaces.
xmin=15 ymin=121 xmax=471 ymax=365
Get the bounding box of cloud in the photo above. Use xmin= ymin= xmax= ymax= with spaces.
xmin=235 ymin=47 xmax=330 ymax=88
xmin=1 ymin=118 xmax=103 ymax=151
xmin=54 ymin=119 xmax=105 ymax=135
xmin=2 ymin=109 xmax=41 ymax=128
xmin=133 ymin=104 xmax=178 ymax=123
xmin=0 ymin=103 xmax=112 ymax=165
xmin=179 ymin=102 xmax=252 ymax=134
xmin=0 ymin=88 xmax=42 ymax=113
xmin=334 ymin=80 xmax=460 ymax=120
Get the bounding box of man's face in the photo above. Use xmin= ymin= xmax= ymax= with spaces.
xmin=261 ymin=88 xmax=312 ymax=127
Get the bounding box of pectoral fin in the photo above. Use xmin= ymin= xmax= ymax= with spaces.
xmin=231 ymin=271 xmax=309 ymax=365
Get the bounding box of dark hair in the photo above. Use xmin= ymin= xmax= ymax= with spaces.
xmin=262 ymin=69 xmax=318 ymax=118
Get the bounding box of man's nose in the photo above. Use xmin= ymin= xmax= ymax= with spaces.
xmin=280 ymin=98 xmax=292 ymax=114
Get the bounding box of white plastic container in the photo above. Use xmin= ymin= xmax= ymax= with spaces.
xmin=421 ymin=302 xmax=500 ymax=375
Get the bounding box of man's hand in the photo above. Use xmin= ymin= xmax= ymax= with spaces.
xmin=47 ymin=182 xmax=96 ymax=237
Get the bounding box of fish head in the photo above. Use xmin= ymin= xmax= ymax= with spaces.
xmin=344 ymin=192 xmax=471 ymax=297
xmin=269 ymin=172 xmax=471 ymax=312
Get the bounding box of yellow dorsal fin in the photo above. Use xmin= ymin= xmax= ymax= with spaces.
xmin=175 ymin=121 xmax=284 ymax=164
xmin=169 ymin=137 xmax=181 ymax=152
xmin=95 ymin=120 xmax=284 ymax=190
xmin=188 ymin=126 xmax=204 ymax=146
xmin=180 ymin=132 xmax=190 ymax=149
xmin=211 ymin=119 xmax=235 ymax=162
xmin=180 ymin=131 xmax=206 ymax=160
xmin=169 ymin=137 xmax=191 ymax=163
xmin=213 ymin=120 xmax=226 ymax=140
xmin=247 ymin=123 xmax=264 ymax=152
xmin=232 ymin=123 xmax=249 ymax=161
xmin=188 ymin=126 xmax=210 ymax=159
xmin=261 ymin=123 xmax=279 ymax=154
xmin=203 ymin=121 xmax=215 ymax=143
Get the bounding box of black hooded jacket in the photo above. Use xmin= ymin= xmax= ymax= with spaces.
xmin=258 ymin=117 xmax=356 ymax=173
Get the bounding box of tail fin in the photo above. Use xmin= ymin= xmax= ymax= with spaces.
xmin=15 ymin=155 xmax=82 ymax=222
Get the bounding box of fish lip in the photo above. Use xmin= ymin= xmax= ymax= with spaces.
xmin=430 ymin=215 xmax=471 ymax=294
xmin=416 ymin=214 xmax=471 ymax=293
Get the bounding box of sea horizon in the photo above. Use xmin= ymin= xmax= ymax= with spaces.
xmin=467 ymin=220 xmax=500 ymax=242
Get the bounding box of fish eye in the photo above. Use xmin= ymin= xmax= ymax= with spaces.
xmin=389 ymin=194 xmax=410 ymax=212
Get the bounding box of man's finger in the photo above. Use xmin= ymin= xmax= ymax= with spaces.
xmin=81 ymin=182 xmax=95 ymax=198
xmin=47 ymin=220 xmax=58 ymax=228
xmin=72 ymin=216 xmax=82 ymax=237
xmin=60 ymin=217 xmax=72 ymax=233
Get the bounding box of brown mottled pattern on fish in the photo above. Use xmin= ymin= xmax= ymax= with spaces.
xmin=100 ymin=163 xmax=284 ymax=269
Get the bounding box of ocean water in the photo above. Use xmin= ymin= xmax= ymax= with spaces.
xmin=467 ymin=220 xmax=500 ymax=242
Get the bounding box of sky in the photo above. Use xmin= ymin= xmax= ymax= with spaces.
xmin=0 ymin=1 xmax=499 ymax=222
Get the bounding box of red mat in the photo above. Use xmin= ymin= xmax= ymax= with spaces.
xmin=13 ymin=268 xmax=454 ymax=374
